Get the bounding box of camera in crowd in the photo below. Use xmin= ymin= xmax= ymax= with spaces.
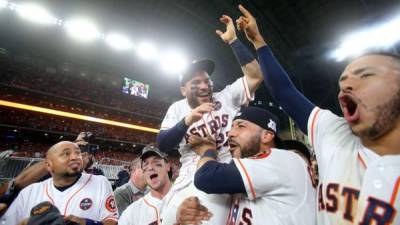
xmin=77 ymin=132 xmax=99 ymax=154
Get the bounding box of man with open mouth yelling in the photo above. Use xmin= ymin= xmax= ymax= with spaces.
xmin=237 ymin=4 xmax=400 ymax=225
xmin=118 ymin=144 xmax=172 ymax=225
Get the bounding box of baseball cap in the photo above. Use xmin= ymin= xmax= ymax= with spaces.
xmin=179 ymin=59 xmax=215 ymax=86
xmin=27 ymin=201 xmax=73 ymax=225
xmin=140 ymin=144 xmax=168 ymax=161
xmin=233 ymin=106 xmax=285 ymax=149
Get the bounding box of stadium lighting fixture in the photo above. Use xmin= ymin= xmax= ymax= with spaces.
xmin=0 ymin=0 xmax=8 ymax=8
xmin=105 ymin=33 xmax=133 ymax=51
xmin=332 ymin=14 xmax=400 ymax=61
xmin=137 ymin=41 xmax=158 ymax=60
xmin=0 ymin=100 xmax=159 ymax=134
xmin=64 ymin=18 xmax=101 ymax=42
xmin=16 ymin=3 xmax=58 ymax=25
xmin=160 ymin=50 xmax=188 ymax=75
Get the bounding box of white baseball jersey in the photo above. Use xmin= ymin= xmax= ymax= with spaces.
xmin=1 ymin=173 xmax=118 ymax=225
xmin=226 ymin=149 xmax=317 ymax=225
xmin=160 ymin=77 xmax=252 ymax=225
xmin=161 ymin=77 xmax=253 ymax=180
xmin=308 ymin=107 xmax=400 ymax=225
xmin=119 ymin=190 xmax=172 ymax=225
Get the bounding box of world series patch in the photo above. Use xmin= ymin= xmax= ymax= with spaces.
xmin=105 ymin=195 xmax=117 ymax=212
xmin=79 ymin=198 xmax=93 ymax=210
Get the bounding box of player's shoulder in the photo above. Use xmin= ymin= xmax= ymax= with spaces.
xmin=123 ymin=196 xmax=144 ymax=213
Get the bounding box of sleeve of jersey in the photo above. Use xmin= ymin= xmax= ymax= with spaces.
xmin=117 ymin=206 xmax=132 ymax=225
xmin=160 ymin=103 xmax=179 ymax=131
xmin=221 ymin=77 xmax=254 ymax=108
xmin=307 ymin=107 xmax=349 ymax=159
xmin=99 ymin=177 xmax=119 ymax=222
xmin=232 ymin=157 xmax=282 ymax=201
xmin=1 ymin=188 xmax=26 ymax=225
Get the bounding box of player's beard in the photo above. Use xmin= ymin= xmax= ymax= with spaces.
xmin=361 ymin=87 xmax=400 ymax=139
xmin=187 ymin=84 xmax=213 ymax=109
xmin=238 ymin=133 xmax=262 ymax=158
xmin=61 ymin=168 xmax=83 ymax=178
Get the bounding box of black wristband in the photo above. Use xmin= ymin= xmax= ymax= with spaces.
xmin=202 ymin=149 xmax=218 ymax=159
xmin=230 ymin=39 xmax=255 ymax=66
xmin=85 ymin=218 xmax=103 ymax=225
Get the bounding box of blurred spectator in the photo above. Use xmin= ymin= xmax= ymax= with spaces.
xmin=114 ymin=158 xmax=147 ymax=214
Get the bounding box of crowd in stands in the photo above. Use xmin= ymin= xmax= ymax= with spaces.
xmin=0 ymin=86 xmax=161 ymax=128
xmin=0 ymin=108 xmax=156 ymax=144
xmin=0 ymin=55 xmax=170 ymax=119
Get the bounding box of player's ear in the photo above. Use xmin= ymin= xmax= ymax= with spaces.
xmin=260 ymin=130 xmax=275 ymax=146
xmin=180 ymin=86 xmax=187 ymax=97
xmin=44 ymin=159 xmax=53 ymax=173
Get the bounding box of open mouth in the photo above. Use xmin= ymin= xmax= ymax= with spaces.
xmin=339 ymin=94 xmax=360 ymax=123
xmin=150 ymin=173 xmax=158 ymax=180
xmin=228 ymin=140 xmax=240 ymax=151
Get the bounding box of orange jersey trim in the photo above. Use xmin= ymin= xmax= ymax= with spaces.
xmin=390 ymin=177 xmax=400 ymax=206
xmin=310 ymin=108 xmax=321 ymax=147
xmin=143 ymin=197 xmax=160 ymax=225
xmin=237 ymin=159 xmax=256 ymax=199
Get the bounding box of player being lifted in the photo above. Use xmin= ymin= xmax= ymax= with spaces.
xmin=237 ymin=4 xmax=400 ymax=225
xmin=157 ymin=14 xmax=263 ymax=225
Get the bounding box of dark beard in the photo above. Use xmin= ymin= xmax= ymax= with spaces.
xmin=240 ymin=134 xmax=261 ymax=158
xmin=362 ymin=88 xmax=400 ymax=139
xmin=187 ymin=84 xmax=213 ymax=108
xmin=61 ymin=170 xmax=83 ymax=178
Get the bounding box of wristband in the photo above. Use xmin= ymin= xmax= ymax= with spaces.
xmin=230 ymin=39 xmax=255 ymax=66
xmin=85 ymin=218 xmax=103 ymax=225
xmin=201 ymin=149 xmax=218 ymax=159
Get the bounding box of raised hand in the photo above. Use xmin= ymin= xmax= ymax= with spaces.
xmin=176 ymin=196 xmax=212 ymax=225
xmin=216 ymin=15 xmax=237 ymax=44
xmin=236 ymin=5 xmax=265 ymax=48
xmin=184 ymin=103 xmax=215 ymax=126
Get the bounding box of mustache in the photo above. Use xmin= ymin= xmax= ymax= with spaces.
xmin=227 ymin=138 xmax=239 ymax=146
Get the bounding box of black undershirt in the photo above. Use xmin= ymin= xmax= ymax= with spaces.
xmin=54 ymin=173 xmax=82 ymax=192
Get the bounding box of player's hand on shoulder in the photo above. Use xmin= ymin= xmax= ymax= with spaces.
xmin=64 ymin=214 xmax=86 ymax=225
xmin=185 ymin=103 xmax=215 ymax=126
xmin=236 ymin=5 xmax=263 ymax=45
xmin=216 ymin=15 xmax=237 ymax=44
xmin=176 ymin=196 xmax=212 ymax=225
xmin=189 ymin=134 xmax=217 ymax=155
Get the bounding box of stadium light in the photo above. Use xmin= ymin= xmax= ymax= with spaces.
xmin=160 ymin=50 xmax=188 ymax=75
xmin=332 ymin=14 xmax=400 ymax=61
xmin=137 ymin=41 xmax=158 ymax=60
xmin=64 ymin=18 xmax=101 ymax=42
xmin=105 ymin=33 xmax=133 ymax=51
xmin=0 ymin=0 xmax=8 ymax=8
xmin=0 ymin=100 xmax=159 ymax=134
xmin=16 ymin=3 xmax=58 ymax=25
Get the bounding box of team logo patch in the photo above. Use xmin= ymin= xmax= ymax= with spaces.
xmin=214 ymin=101 xmax=222 ymax=111
xmin=105 ymin=195 xmax=117 ymax=212
xmin=79 ymin=198 xmax=93 ymax=210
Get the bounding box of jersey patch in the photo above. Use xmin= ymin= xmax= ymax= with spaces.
xmin=79 ymin=198 xmax=93 ymax=211
xmin=105 ymin=195 xmax=117 ymax=212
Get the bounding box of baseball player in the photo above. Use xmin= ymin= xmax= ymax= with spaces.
xmin=118 ymin=144 xmax=172 ymax=225
xmin=0 ymin=141 xmax=118 ymax=225
xmin=157 ymin=14 xmax=263 ymax=225
xmin=237 ymin=4 xmax=400 ymax=225
xmin=186 ymin=106 xmax=316 ymax=225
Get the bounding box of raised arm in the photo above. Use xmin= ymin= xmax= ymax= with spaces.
xmin=216 ymin=15 xmax=263 ymax=95
xmin=237 ymin=5 xmax=315 ymax=133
